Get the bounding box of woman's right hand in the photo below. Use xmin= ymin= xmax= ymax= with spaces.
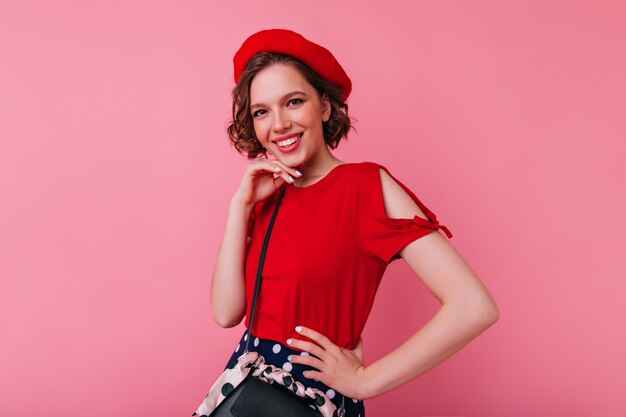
xmin=233 ymin=158 xmax=302 ymax=207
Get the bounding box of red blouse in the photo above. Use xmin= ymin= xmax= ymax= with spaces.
xmin=244 ymin=161 xmax=453 ymax=351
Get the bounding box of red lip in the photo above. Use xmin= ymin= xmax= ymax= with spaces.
xmin=272 ymin=132 xmax=302 ymax=142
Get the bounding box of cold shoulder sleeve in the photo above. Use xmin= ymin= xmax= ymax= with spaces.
xmin=360 ymin=163 xmax=453 ymax=264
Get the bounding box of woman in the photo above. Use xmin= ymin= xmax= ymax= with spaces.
xmin=199 ymin=28 xmax=499 ymax=417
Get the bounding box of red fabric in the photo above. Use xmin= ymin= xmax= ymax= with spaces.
xmin=244 ymin=162 xmax=453 ymax=351
xmin=233 ymin=28 xmax=352 ymax=103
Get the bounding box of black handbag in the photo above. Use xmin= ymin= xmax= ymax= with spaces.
xmin=209 ymin=367 xmax=324 ymax=417
xmin=194 ymin=185 xmax=346 ymax=417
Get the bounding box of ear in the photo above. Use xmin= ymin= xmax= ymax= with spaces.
xmin=321 ymin=93 xmax=331 ymax=122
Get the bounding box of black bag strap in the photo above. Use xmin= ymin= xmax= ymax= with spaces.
xmin=241 ymin=183 xmax=346 ymax=416
xmin=244 ymin=185 xmax=286 ymax=353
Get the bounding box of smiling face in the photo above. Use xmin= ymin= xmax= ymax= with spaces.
xmin=249 ymin=63 xmax=331 ymax=168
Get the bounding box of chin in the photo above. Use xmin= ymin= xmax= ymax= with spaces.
xmin=276 ymin=154 xmax=305 ymax=168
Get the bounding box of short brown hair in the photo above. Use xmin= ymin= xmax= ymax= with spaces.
xmin=227 ymin=52 xmax=357 ymax=159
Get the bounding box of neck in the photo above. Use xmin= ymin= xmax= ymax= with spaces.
xmin=292 ymin=150 xmax=344 ymax=187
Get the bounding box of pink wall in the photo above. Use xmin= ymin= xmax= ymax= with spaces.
xmin=1 ymin=1 xmax=624 ymax=416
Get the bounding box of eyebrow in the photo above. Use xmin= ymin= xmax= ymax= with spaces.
xmin=250 ymin=91 xmax=307 ymax=110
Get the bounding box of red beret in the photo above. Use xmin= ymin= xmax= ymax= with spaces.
xmin=233 ymin=28 xmax=352 ymax=103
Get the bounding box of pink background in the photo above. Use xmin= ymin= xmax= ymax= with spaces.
xmin=1 ymin=1 xmax=624 ymax=416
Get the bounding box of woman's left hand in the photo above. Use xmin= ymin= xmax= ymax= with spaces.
xmin=287 ymin=325 xmax=371 ymax=400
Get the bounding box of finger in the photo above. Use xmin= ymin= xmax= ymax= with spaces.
xmin=249 ymin=159 xmax=285 ymax=177
xmin=295 ymin=326 xmax=338 ymax=354
xmin=265 ymin=158 xmax=303 ymax=180
xmin=287 ymin=338 xmax=328 ymax=361
xmin=273 ymin=176 xmax=287 ymax=188
xmin=288 ymin=353 xmax=325 ymax=372
xmin=302 ymin=369 xmax=326 ymax=384
xmin=269 ymin=163 xmax=296 ymax=184
xmin=251 ymin=159 xmax=295 ymax=185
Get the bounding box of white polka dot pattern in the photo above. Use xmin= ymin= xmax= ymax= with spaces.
xmin=192 ymin=351 xmax=340 ymax=417
xmin=201 ymin=331 xmax=365 ymax=416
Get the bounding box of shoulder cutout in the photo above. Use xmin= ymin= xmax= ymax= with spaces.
xmin=378 ymin=167 xmax=429 ymax=221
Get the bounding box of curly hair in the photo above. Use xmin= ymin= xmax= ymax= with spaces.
xmin=227 ymin=52 xmax=357 ymax=159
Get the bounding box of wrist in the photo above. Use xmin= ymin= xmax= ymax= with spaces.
xmin=357 ymin=366 xmax=378 ymax=400
xmin=230 ymin=194 xmax=254 ymax=211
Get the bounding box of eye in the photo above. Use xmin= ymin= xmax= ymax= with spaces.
xmin=252 ymin=98 xmax=304 ymax=118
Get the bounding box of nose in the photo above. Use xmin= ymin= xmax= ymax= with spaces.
xmin=272 ymin=109 xmax=291 ymax=132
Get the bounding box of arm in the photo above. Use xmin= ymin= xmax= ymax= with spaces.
xmin=211 ymin=159 xmax=301 ymax=328
xmin=210 ymin=197 xmax=253 ymax=328
xmin=288 ymin=169 xmax=499 ymax=400
xmin=361 ymin=168 xmax=499 ymax=397
xmin=362 ymin=234 xmax=499 ymax=397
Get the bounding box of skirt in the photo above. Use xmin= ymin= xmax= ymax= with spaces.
xmin=224 ymin=329 xmax=366 ymax=417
